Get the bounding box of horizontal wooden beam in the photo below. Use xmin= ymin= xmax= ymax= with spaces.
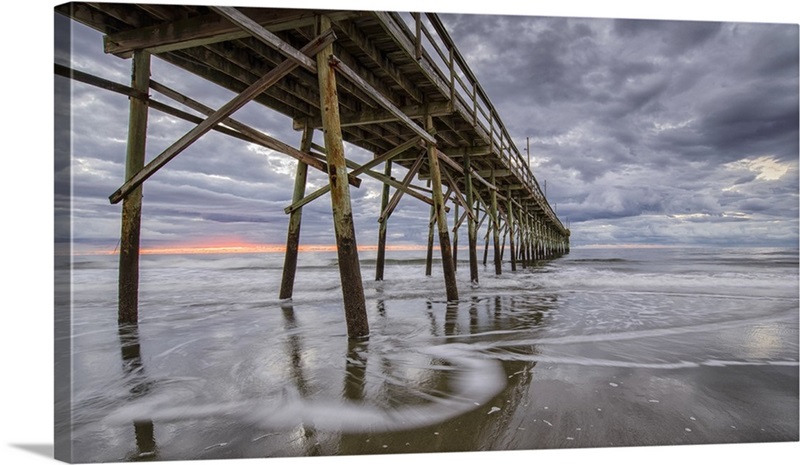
xmin=476 ymin=169 xmax=511 ymax=177
xmin=103 ymin=8 xmax=358 ymax=57
xmin=292 ymin=101 xmax=453 ymax=130
xmin=441 ymin=145 xmax=492 ymax=157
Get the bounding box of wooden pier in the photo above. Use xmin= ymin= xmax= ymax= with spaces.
xmin=56 ymin=3 xmax=570 ymax=338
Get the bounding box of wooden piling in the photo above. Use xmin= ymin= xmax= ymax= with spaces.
xmin=118 ymin=50 xmax=150 ymax=325
xmin=525 ymin=217 xmax=531 ymax=264
xmin=375 ymin=160 xmax=392 ymax=281
xmin=463 ymin=152 xmax=479 ymax=284
xmin=506 ymin=189 xmax=517 ymax=272
xmin=316 ymin=15 xmax=368 ymax=338
xmin=490 ymin=170 xmax=501 ymax=275
xmin=452 ymin=202 xmax=459 ymax=270
xmin=483 ymin=224 xmax=490 ymax=266
xmin=279 ymin=126 xmax=314 ymax=299
xmin=516 ymin=209 xmax=528 ymax=269
xmin=425 ymin=203 xmax=435 ymax=276
xmin=426 ymin=117 xmax=458 ymax=302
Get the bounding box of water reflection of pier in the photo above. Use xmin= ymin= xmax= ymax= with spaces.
xmin=283 ymin=295 xmax=553 ymax=456
xmin=118 ymin=325 xmax=157 ymax=461
xmin=98 ymin=291 xmax=558 ymax=458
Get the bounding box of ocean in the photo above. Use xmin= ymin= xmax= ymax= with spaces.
xmin=62 ymin=246 xmax=799 ymax=462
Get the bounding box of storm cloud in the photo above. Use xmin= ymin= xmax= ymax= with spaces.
xmin=57 ymin=3 xmax=798 ymax=251
xmin=440 ymin=12 xmax=798 ymax=246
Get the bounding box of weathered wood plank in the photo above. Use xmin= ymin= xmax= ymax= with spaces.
xmin=293 ymin=101 xmax=452 ymax=130
xmin=372 ymin=12 xmax=451 ymax=100
xmin=506 ymin=188 xmax=517 ymax=272
xmin=317 ymin=15 xmax=368 ymax=339
xmin=333 ymin=18 xmax=424 ymax=103
xmin=211 ymin=6 xmax=317 ymax=72
xmin=440 ymin=165 xmax=475 ymax=222
xmin=103 ymin=8 xmax=358 ymax=57
xmin=330 ymin=56 xmax=436 ymax=145
xmin=118 ymin=50 xmax=150 ymax=325
xmin=147 ymin=80 xmax=361 ymax=188
xmin=490 ymin=169 xmax=502 ymax=275
xmin=284 ymin=137 xmax=423 ymax=214
xmin=426 ymin=115 xmax=458 ymax=301
xmin=463 ymin=151 xmax=479 ymax=283
xmin=379 ymin=151 xmax=426 ymax=223
xmin=279 ymin=126 xmax=314 ymax=300
xmin=439 ymin=145 xmax=492 ymax=158
xmin=375 ymin=159 xmax=392 ymax=281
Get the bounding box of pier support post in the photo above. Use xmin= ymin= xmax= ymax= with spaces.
xmin=506 ymin=189 xmax=517 ymax=272
xmin=483 ymin=225 xmax=490 ymax=266
xmin=425 ymin=203 xmax=435 ymax=276
xmin=317 ymin=15 xmax=368 ymax=338
xmin=527 ymin=214 xmax=533 ymax=264
xmin=464 ymin=153 xmax=479 ymax=283
xmin=490 ymin=170 xmax=501 ymax=275
xmin=375 ymin=160 xmax=392 ymax=281
xmin=452 ymin=202 xmax=459 ymax=270
xmin=536 ymin=217 xmax=543 ymax=260
xmin=518 ymin=206 xmax=527 ymax=269
xmin=118 ymin=50 xmax=150 ymax=325
xmin=279 ymin=126 xmax=314 ymax=299
xmin=426 ymin=116 xmax=458 ymax=301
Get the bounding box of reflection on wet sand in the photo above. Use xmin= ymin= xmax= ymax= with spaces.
xmin=106 ymin=294 xmax=578 ymax=458
xmin=280 ymin=303 xmax=322 ymax=456
xmin=117 ymin=325 xmax=157 ymax=461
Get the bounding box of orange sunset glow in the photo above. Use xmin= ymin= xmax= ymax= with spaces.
xmin=93 ymin=240 xmax=431 ymax=256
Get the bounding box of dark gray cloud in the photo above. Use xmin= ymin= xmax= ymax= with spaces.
xmin=439 ymin=12 xmax=798 ymax=246
xmin=61 ymin=5 xmax=798 ymax=251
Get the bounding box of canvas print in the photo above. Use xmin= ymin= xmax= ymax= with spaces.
xmin=54 ymin=1 xmax=799 ymax=463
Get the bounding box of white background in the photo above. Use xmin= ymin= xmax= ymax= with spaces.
xmin=2 ymin=1 xmax=798 ymax=464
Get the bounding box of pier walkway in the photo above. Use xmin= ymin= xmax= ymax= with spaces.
xmin=56 ymin=3 xmax=570 ymax=338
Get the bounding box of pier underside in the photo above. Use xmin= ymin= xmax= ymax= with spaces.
xmin=55 ymin=2 xmax=570 ymax=338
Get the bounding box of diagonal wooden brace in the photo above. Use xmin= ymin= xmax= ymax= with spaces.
xmin=148 ymin=80 xmax=360 ymax=188
xmin=284 ymin=137 xmax=423 ymax=214
xmin=108 ymin=28 xmax=336 ymax=204
xmin=211 ymin=6 xmax=317 ymax=72
xmin=329 ymin=55 xmax=437 ymax=146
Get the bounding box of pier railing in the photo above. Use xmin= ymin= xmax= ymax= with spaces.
xmin=391 ymin=12 xmax=566 ymax=233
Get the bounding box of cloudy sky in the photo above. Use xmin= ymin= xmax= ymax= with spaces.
xmin=54 ymin=1 xmax=798 ymax=252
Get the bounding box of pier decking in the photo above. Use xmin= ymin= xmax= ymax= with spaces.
xmin=56 ymin=3 xmax=570 ymax=337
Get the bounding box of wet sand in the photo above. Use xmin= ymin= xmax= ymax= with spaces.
xmin=64 ymin=249 xmax=799 ymax=462
xmin=138 ymin=331 xmax=797 ymax=461
xmin=251 ymin=361 xmax=798 ymax=458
